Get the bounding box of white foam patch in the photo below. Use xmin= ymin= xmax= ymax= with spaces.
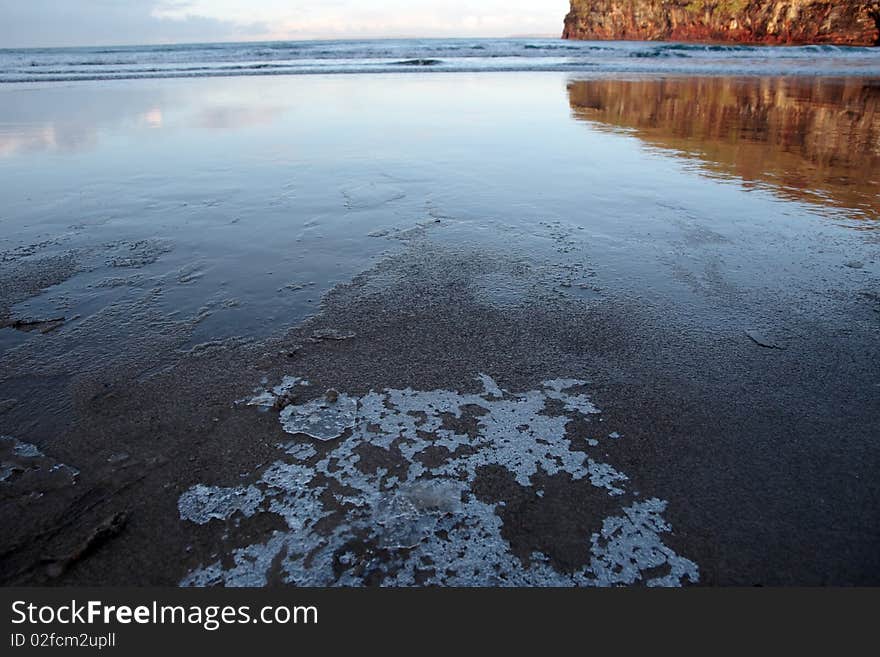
xmin=179 ymin=375 xmax=698 ymax=587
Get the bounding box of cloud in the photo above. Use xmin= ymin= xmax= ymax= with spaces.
xmin=0 ymin=0 xmax=266 ymax=48
xmin=0 ymin=0 xmax=568 ymax=48
xmin=160 ymin=1 xmax=568 ymax=39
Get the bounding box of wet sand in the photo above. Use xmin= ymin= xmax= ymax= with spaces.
xmin=1 ymin=73 xmax=878 ymax=585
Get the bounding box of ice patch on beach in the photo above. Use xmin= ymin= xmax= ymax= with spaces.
xmin=0 ymin=435 xmax=79 ymax=486
xmin=11 ymin=440 xmax=42 ymax=458
xmin=238 ymin=375 xmax=307 ymax=409
xmin=179 ymin=375 xmax=698 ymax=587
xmin=279 ymin=393 xmax=358 ymax=441
xmin=178 ymin=485 xmax=262 ymax=525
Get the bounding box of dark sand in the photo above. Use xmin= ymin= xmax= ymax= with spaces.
xmin=1 ymin=219 xmax=878 ymax=586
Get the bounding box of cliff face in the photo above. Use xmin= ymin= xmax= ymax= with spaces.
xmin=562 ymin=1 xmax=880 ymax=45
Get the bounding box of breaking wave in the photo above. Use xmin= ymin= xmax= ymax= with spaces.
xmin=2 ymin=38 xmax=879 ymax=83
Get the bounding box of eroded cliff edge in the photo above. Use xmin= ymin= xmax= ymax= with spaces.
xmin=562 ymin=1 xmax=880 ymax=46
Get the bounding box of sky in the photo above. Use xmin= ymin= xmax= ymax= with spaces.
xmin=0 ymin=0 xmax=571 ymax=48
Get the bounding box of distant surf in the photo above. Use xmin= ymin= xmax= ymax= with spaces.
xmin=1 ymin=38 xmax=879 ymax=83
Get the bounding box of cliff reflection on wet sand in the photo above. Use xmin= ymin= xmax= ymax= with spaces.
xmin=568 ymin=77 xmax=880 ymax=222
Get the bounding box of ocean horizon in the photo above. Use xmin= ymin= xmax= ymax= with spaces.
xmin=2 ymin=36 xmax=880 ymax=82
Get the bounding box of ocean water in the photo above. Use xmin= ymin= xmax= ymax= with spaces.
xmin=1 ymin=37 xmax=879 ymax=586
xmin=2 ymin=37 xmax=880 ymax=82
xmin=1 ymin=71 xmax=876 ymax=355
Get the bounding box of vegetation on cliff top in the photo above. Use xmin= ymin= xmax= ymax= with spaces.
xmin=684 ymin=0 xmax=750 ymax=14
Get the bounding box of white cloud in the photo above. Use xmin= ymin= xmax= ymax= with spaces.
xmin=0 ymin=0 xmax=266 ymax=47
xmin=1 ymin=0 xmax=569 ymax=47
xmin=162 ymin=1 xmax=568 ymax=38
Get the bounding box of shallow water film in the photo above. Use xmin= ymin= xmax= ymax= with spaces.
xmin=0 ymin=69 xmax=878 ymax=586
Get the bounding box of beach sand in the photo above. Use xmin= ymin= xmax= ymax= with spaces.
xmin=0 ymin=73 xmax=878 ymax=585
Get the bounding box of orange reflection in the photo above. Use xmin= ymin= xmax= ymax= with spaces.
xmin=568 ymin=77 xmax=880 ymax=221
xmin=0 ymin=125 xmax=57 ymax=157
xmin=142 ymin=107 xmax=163 ymax=128
xmin=194 ymin=105 xmax=284 ymax=131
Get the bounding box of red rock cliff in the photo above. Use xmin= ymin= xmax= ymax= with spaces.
xmin=562 ymin=1 xmax=880 ymax=45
